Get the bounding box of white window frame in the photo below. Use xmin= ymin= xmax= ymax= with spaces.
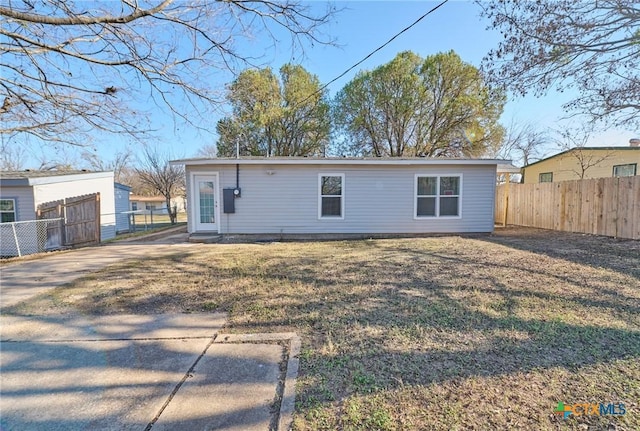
xmin=414 ymin=174 xmax=463 ymax=219
xmin=318 ymin=173 xmax=345 ymax=220
xmin=612 ymin=163 xmax=637 ymax=177
xmin=0 ymin=198 xmax=17 ymax=223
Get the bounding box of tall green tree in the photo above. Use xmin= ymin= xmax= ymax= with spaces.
xmin=479 ymin=0 xmax=639 ymax=128
xmin=216 ymin=64 xmax=331 ymax=157
xmin=334 ymin=51 xmax=505 ymax=157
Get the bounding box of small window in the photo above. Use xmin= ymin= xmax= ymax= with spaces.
xmin=416 ymin=175 xmax=461 ymax=218
xmin=131 ymin=202 xmax=138 ymax=211
xmin=0 ymin=199 xmax=16 ymax=223
xmin=539 ymin=172 xmax=553 ymax=183
xmin=613 ymin=163 xmax=637 ymax=177
xmin=319 ymin=174 xmax=344 ymax=219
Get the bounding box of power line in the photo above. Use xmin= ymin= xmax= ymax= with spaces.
xmin=295 ymin=0 xmax=449 ymax=107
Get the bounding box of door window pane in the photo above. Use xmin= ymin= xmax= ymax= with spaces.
xmin=199 ymin=181 xmax=215 ymax=223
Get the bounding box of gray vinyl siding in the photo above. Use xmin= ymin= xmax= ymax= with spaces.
xmin=0 ymin=186 xmax=36 ymax=221
xmin=114 ymin=184 xmax=131 ymax=233
xmin=187 ymin=163 xmax=496 ymax=234
xmin=0 ymin=187 xmax=36 ymax=256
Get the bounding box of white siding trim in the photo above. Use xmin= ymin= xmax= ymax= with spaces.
xmin=413 ymin=173 xmax=463 ymax=220
xmin=318 ymin=173 xmax=345 ymax=220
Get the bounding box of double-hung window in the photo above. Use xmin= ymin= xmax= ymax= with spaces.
xmin=319 ymin=174 xmax=344 ymax=219
xmin=0 ymin=199 xmax=16 ymax=223
xmin=415 ymin=175 xmax=461 ymax=218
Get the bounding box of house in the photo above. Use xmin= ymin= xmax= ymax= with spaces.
xmin=129 ymin=195 xmax=186 ymax=213
xmin=114 ymin=183 xmax=132 ymax=234
xmin=521 ymin=141 xmax=640 ymax=184
xmin=170 ymin=157 xmax=510 ymax=235
xmin=0 ymin=170 xmax=117 ymax=241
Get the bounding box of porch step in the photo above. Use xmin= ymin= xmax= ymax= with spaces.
xmin=188 ymin=233 xmax=222 ymax=244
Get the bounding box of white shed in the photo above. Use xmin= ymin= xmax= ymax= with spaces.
xmin=171 ymin=157 xmax=509 ymax=235
xmin=0 ymin=170 xmax=117 ymax=241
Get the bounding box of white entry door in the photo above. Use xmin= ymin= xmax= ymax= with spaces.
xmin=193 ymin=175 xmax=218 ymax=232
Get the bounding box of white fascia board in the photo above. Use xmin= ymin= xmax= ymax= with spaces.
xmin=27 ymin=171 xmax=114 ymax=186
xmin=171 ymin=157 xmax=510 ymax=167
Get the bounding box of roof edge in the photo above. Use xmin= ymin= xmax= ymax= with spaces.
xmin=524 ymin=146 xmax=640 ymax=168
xmin=170 ymin=157 xmax=511 ymax=167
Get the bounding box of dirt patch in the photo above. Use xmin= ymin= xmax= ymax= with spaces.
xmin=8 ymin=227 xmax=640 ymax=430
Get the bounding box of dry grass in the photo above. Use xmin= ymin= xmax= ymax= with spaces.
xmin=8 ymin=227 xmax=640 ymax=430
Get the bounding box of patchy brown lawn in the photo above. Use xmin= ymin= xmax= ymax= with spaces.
xmin=8 ymin=227 xmax=640 ymax=430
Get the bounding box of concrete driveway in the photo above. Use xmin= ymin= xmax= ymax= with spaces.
xmin=0 ymin=231 xmax=196 ymax=308
xmin=0 ymin=233 xmax=299 ymax=430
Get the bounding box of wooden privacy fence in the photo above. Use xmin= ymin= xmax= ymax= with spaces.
xmin=37 ymin=193 xmax=101 ymax=247
xmin=496 ymin=176 xmax=640 ymax=240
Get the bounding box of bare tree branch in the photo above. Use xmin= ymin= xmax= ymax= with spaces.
xmin=1 ymin=0 xmax=336 ymax=148
xmin=480 ymin=0 xmax=640 ymax=128
xmin=134 ymin=146 xmax=185 ymax=224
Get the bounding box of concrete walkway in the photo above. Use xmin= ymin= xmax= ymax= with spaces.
xmin=0 ymin=233 xmax=299 ymax=430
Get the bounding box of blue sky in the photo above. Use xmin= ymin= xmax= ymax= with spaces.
xmin=34 ymin=1 xmax=638 ymax=167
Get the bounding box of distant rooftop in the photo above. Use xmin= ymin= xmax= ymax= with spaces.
xmin=523 ymin=146 xmax=640 ymax=168
xmin=0 ymin=170 xmax=113 ymax=186
xmin=0 ymin=169 xmax=103 ymax=179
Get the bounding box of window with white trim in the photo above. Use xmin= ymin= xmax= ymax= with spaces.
xmin=319 ymin=174 xmax=344 ymax=219
xmin=416 ymin=175 xmax=461 ymax=217
xmin=613 ymin=163 xmax=637 ymax=177
xmin=0 ymin=198 xmax=16 ymax=223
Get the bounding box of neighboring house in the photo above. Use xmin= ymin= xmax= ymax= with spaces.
xmin=522 ymin=143 xmax=640 ymax=184
xmin=171 ymin=157 xmax=508 ymax=235
xmin=129 ymin=195 xmax=186 ymax=212
xmin=114 ymin=183 xmax=132 ymax=234
xmin=0 ymin=170 xmax=117 ymax=241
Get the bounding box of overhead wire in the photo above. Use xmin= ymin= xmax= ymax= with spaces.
xmin=293 ymin=0 xmax=450 ymax=109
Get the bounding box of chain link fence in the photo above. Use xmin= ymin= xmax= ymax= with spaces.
xmin=120 ymin=208 xmax=186 ymax=233
xmin=0 ymin=218 xmax=64 ymax=257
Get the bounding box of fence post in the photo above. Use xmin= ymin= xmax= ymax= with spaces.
xmin=95 ymin=192 xmax=101 ymax=243
xmin=11 ymin=222 xmax=22 ymax=257
xmin=58 ymin=203 xmax=66 ymax=246
xmin=502 ymin=174 xmax=510 ymax=227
